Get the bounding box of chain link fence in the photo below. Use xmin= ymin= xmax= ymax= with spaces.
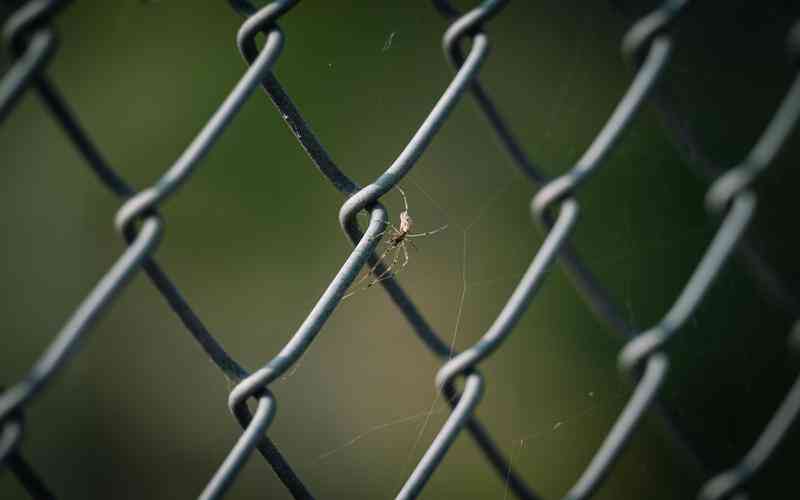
xmin=1 ymin=0 xmax=799 ymax=498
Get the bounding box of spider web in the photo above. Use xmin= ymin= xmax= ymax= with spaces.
xmin=300 ymin=12 xmax=717 ymax=499
xmin=1 ymin=2 xmax=794 ymax=500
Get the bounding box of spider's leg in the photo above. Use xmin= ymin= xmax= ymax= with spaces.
xmin=363 ymin=244 xmax=393 ymax=280
xmin=407 ymin=224 xmax=448 ymax=238
xmin=368 ymin=245 xmax=402 ymax=287
xmin=367 ymin=245 xmax=400 ymax=288
xmin=372 ymin=224 xmax=404 ymax=242
xmin=343 ymin=243 xmax=393 ymax=298
xmin=370 ymin=220 xmax=394 ymax=241
xmin=407 ymin=239 xmax=418 ymax=252
xmin=369 ymin=243 xmax=414 ymax=287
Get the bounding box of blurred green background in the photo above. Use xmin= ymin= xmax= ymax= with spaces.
xmin=2 ymin=1 xmax=799 ymax=498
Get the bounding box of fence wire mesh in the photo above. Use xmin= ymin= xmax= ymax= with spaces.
xmin=1 ymin=0 xmax=799 ymax=499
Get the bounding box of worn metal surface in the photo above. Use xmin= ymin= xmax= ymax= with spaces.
xmin=1 ymin=0 xmax=798 ymax=499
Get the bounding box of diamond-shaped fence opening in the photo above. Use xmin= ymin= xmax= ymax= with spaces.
xmin=1 ymin=1 xmax=799 ymax=499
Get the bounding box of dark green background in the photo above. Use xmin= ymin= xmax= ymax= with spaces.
xmin=1 ymin=1 xmax=799 ymax=498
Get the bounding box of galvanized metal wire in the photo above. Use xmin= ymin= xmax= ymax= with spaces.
xmin=1 ymin=1 xmax=798 ymax=499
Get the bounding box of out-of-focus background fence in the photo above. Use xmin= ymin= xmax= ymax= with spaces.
xmin=1 ymin=0 xmax=799 ymax=499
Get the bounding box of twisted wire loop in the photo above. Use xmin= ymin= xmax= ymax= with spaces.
xmin=394 ymin=2 xmax=689 ymax=498
xmin=1 ymin=0 xmax=313 ymax=497
xmin=229 ymin=1 xmax=543 ymax=498
xmin=433 ymin=0 xmax=711 ymax=477
xmin=694 ymin=26 xmax=800 ymax=500
xmin=431 ymin=0 xmax=639 ymax=340
xmin=0 ymin=385 xmax=54 ymax=499
xmin=116 ymin=3 xmax=324 ymax=498
xmin=0 ymin=3 xmax=63 ymax=495
xmin=609 ymin=2 xmax=800 ymax=318
xmin=0 ymin=0 xmax=57 ymax=121
xmin=698 ymin=326 xmax=800 ymax=500
xmin=2 ymin=0 xmax=799 ymax=498
xmin=610 ymin=19 xmax=800 ymax=500
xmin=555 ymin=8 xmax=800 ymax=500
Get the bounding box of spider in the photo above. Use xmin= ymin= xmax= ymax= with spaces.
xmin=344 ymin=187 xmax=447 ymax=299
